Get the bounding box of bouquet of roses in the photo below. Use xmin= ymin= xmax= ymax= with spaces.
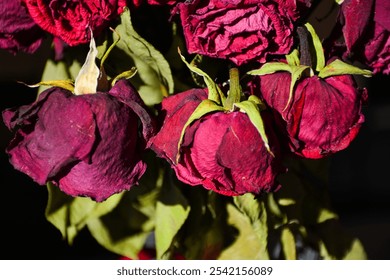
xmin=0 ymin=0 xmax=388 ymax=259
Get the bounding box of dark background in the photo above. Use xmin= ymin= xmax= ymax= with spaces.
xmin=0 ymin=40 xmax=389 ymax=259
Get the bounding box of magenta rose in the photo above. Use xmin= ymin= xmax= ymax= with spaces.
xmin=173 ymin=0 xmax=311 ymax=66
xmin=0 ymin=0 xmax=45 ymax=53
xmin=22 ymin=0 xmax=127 ymax=46
xmin=258 ymin=72 xmax=365 ymax=159
xmin=2 ymin=79 xmax=155 ymax=202
xmin=341 ymin=0 xmax=390 ymax=74
xmin=150 ymin=88 xmax=284 ymax=196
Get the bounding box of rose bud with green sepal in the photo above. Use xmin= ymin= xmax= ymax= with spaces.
xmin=150 ymin=51 xmax=285 ymax=196
xmin=2 ymin=35 xmax=155 ymax=202
xmin=248 ymin=23 xmax=372 ymax=159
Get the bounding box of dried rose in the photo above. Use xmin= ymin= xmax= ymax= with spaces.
xmin=257 ymin=71 xmax=366 ymax=159
xmin=22 ymin=0 xmax=127 ymax=46
xmin=173 ymin=0 xmax=311 ymax=66
xmin=0 ymin=0 xmax=45 ymax=53
xmin=2 ymin=79 xmax=155 ymax=202
xmin=341 ymin=0 xmax=390 ymax=74
xmin=150 ymin=88 xmax=284 ymax=196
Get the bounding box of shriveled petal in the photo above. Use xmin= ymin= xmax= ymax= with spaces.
xmin=342 ymin=0 xmax=375 ymax=53
xmin=4 ymin=88 xmax=96 ymax=184
xmin=55 ymin=93 xmax=144 ymax=202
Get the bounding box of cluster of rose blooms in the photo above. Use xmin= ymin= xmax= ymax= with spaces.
xmin=1 ymin=0 xmax=389 ymax=202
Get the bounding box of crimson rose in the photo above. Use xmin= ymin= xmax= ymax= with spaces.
xmin=150 ymin=88 xmax=284 ymax=196
xmin=22 ymin=0 xmax=127 ymax=46
xmin=174 ymin=0 xmax=311 ymax=66
xmin=258 ymin=72 xmax=365 ymax=159
xmin=2 ymin=79 xmax=155 ymax=202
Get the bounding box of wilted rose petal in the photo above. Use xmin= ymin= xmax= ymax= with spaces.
xmin=3 ymin=79 xmax=154 ymax=202
xmin=151 ymin=88 xmax=284 ymax=196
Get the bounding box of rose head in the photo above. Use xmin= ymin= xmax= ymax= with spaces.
xmin=2 ymin=79 xmax=155 ymax=202
xmin=150 ymin=88 xmax=284 ymax=196
xmin=341 ymin=0 xmax=390 ymax=74
xmin=258 ymin=72 xmax=365 ymax=159
xmin=174 ymin=0 xmax=311 ymax=66
xmin=22 ymin=0 xmax=127 ymax=46
xmin=0 ymin=0 xmax=45 ymax=53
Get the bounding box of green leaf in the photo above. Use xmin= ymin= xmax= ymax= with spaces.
xmin=178 ymin=48 xmax=225 ymax=104
xmin=176 ymin=99 xmax=225 ymax=163
xmin=343 ymin=238 xmax=367 ymax=260
xmin=318 ymin=59 xmax=372 ymax=79
xmin=219 ymin=204 xmax=266 ymax=260
xmin=233 ymin=100 xmax=274 ymax=156
xmin=37 ymin=59 xmax=82 ymax=94
xmin=281 ymin=227 xmax=296 ymax=260
xmin=317 ymin=208 xmax=338 ymax=224
xmin=155 ymin=179 xmax=190 ymax=259
xmin=114 ymin=7 xmax=174 ymax=103
xmin=45 ymin=183 xmax=123 ymax=244
xmin=87 ymin=154 xmax=163 ymax=258
xmin=305 ymin=22 xmax=325 ymax=72
xmin=247 ymin=62 xmax=292 ymax=76
xmin=233 ymin=194 xmax=270 ymax=259
xmin=87 ymin=188 xmax=158 ymax=259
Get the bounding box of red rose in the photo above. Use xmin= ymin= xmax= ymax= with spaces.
xmin=258 ymin=72 xmax=365 ymax=159
xmin=22 ymin=0 xmax=127 ymax=46
xmin=150 ymin=88 xmax=284 ymax=196
xmin=0 ymin=0 xmax=45 ymax=53
xmin=2 ymin=79 xmax=155 ymax=202
xmin=174 ymin=0 xmax=311 ymax=66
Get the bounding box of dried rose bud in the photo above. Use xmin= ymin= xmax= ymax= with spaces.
xmin=2 ymin=79 xmax=155 ymax=202
xmin=0 ymin=0 xmax=45 ymax=53
xmin=173 ymin=0 xmax=312 ymax=66
xmin=22 ymin=0 xmax=127 ymax=46
xmin=150 ymin=88 xmax=284 ymax=196
xmin=258 ymin=72 xmax=365 ymax=159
